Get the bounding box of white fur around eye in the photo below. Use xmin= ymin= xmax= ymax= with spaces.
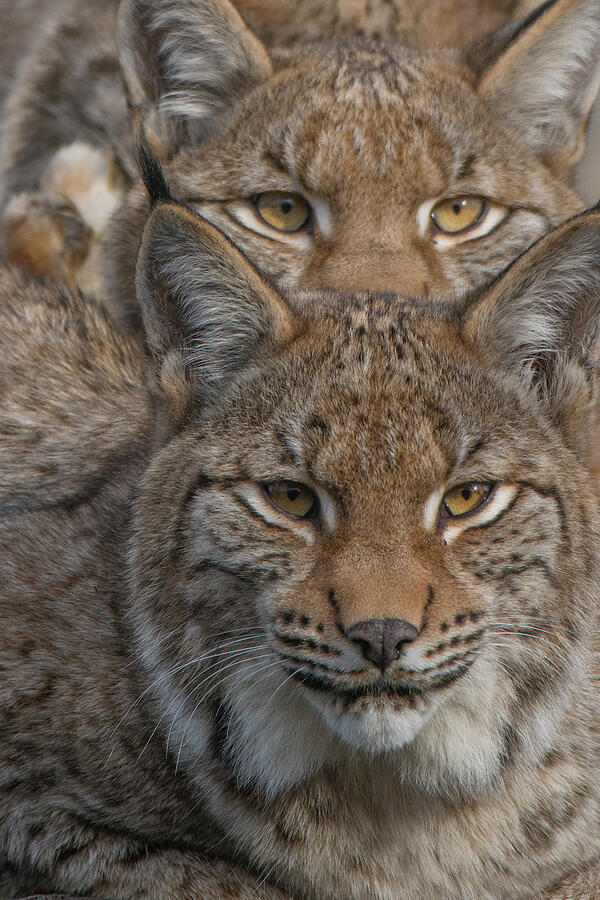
xmin=305 ymin=193 xmax=333 ymax=239
xmin=417 ymin=197 xmax=508 ymax=246
xmin=313 ymin=485 xmax=336 ymax=530
xmin=442 ymin=484 xmax=517 ymax=544
xmin=224 ymin=201 xmax=313 ymax=247
xmin=423 ymin=487 xmax=444 ymax=533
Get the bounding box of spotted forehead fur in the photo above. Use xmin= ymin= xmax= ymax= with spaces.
xmin=193 ymin=290 xmax=523 ymax=487
xmin=230 ymin=44 xmax=478 ymax=186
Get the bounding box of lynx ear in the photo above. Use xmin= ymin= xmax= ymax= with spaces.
xmin=136 ymin=201 xmax=294 ymax=411
xmin=463 ymin=208 xmax=600 ymax=455
xmin=465 ymin=0 xmax=600 ymax=173
xmin=117 ymin=0 xmax=272 ymax=158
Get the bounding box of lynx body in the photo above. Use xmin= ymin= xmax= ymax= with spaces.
xmin=2 ymin=185 xmax=600 ymax=897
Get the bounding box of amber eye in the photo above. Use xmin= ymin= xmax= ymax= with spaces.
xmin=263 ymin=481 xmax=318 ymax=519
xmin=253 ymin=191 xmax=311 ymax=232
xmin=431 ymin=196 xmax=486 ymax=234
xmin=442 ymin=483 xmax=493 ymax=517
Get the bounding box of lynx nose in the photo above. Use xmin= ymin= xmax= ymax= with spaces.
xmin=346 ymin=618 xmax=418 ymax=671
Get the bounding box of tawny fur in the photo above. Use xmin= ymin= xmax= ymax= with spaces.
xmin=0 ymin=0 xmax=599 ymax=329
xmin=2 ymin=192 xmax=600 ymax=897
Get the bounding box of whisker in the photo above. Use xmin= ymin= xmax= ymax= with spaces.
xmin=484 ymin=640 xmax=567 ymax=677
xmin=122 ymin=624 xmax=266 ymax=672
xmin=173 ymin=656 xmax=280 ymax=774
xmin=163 ymin=649 xmax=272 ymax=756
xmin=136 ymin=647 xmax=266 ymax=761
xmin=487 ymin=621 xmax=578 ymax=639
xmin=119 ymin=625 xmax=187 ymax=672
xmin=189 ymin=659 xmax=287 ymax=768
xmin=106 ymin=636 xmax=264 ymax=762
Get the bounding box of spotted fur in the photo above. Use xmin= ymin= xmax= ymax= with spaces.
xmin=2 ymin=195 xmax=600 ymax=897
xmin=1 ymin=0 xmax=600 ymax=331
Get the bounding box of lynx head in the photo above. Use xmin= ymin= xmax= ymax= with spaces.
xmin=129 ymin=187 xmax=600 ymax=801
xmin=108 ymin=0 xmax=600 ymax=313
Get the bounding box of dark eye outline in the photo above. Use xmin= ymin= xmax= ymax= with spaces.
xmin=439 ymin=481 xmax=496 ymax=522
xmin=430 ymin=195 xmax=488 ymax=235
xmin=261 ymin=480 xmax=320 ymax=524
xmin=251 ymin=191 xmax=313 ymax=234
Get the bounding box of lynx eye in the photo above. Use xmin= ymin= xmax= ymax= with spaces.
xmin=431 ymin=196 xmax=485 ymax=234
xmin=253 ymin=191 xmax=311 ymax=232
xmin=263 ymin=481 xmax=317 ymax=519
xmin=442 ymin=482 xmax=493 ymax=517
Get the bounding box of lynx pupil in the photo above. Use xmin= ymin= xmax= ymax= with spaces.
xmin=253 ymin=191 xmax=311 ymax=232
xmin=442 ymin=482 xmax=493 ymax=517
xmin=262 ymin=480 xmax=317 ymax=520
xmin=430 ymin=195 xmax=485 ymax=234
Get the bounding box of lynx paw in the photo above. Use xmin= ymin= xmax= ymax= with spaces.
xmin=3 ymin=191 xmax=93 ymax=284
xmin=2 ymin=141 xmax=126 ymax=294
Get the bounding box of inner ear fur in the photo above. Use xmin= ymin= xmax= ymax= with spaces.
xmin=465 ymin=0 xmax=600 ymax=173
xmin=135 ymin=202 xmax=294 ymax=414
xmin=463 ymin=208 xmax=600 ymax=456
xmin=117 ymin=0 xmax=272 ymax=159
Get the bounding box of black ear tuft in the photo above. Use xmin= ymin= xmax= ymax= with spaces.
xmin=137 ymin=144 xmax=172 ymax=206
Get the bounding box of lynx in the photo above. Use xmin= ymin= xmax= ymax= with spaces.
xmin=1 ymin=0 xmax=599 ymax=328
xmin=2 ymin=155 xmax=600 ymax=897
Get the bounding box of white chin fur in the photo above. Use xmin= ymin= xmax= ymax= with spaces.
xmin=319 ymin=694 xmax=434 ymax=754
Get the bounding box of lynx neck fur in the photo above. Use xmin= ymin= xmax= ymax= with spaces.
xmin=2 ymin=171 xmax=600 ymax=897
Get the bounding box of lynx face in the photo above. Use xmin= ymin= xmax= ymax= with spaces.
xmin=130 ymin=198 xmax=600 ymax=799
xmin=161 ymin=43 xmax=577 ymax=297
xmin=71 ymin=0 xmax=600 ymax=326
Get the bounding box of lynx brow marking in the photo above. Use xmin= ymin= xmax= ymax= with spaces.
xmin=274 ymin=429 xmax=305 ymax=467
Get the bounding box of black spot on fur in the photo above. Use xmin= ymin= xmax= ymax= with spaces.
xmin=419 ymin=586 xmax=434 ymax=633
xmin=500 ymin=723 xmax=520 ymax=768
xmin=308 ymin=415 xmax=330 ymax=435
